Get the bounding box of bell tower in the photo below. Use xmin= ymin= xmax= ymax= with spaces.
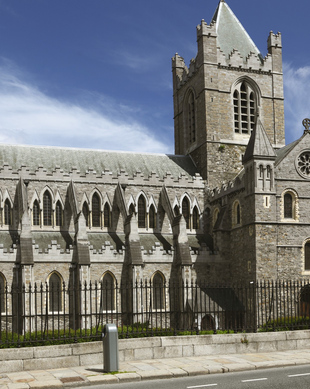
xmin=172 ymin=0 xmax=285 ymax=188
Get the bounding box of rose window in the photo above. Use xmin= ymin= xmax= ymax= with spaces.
xmin=297 ymin=151 xmax=310 ymax=178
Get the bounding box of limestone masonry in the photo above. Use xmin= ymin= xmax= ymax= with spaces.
xmin=0 ymin=0 xmax=310 ymax=324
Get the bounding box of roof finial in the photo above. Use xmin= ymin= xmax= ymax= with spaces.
xmin=303 ymin=118 xmax=310 ymax=134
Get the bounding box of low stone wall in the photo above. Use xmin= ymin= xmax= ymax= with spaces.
xmin=1 ymin=331 xmax=310 ymax=374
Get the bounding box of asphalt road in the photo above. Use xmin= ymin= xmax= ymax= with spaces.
xmin=77 ymin=365 xmax=310 ymax=389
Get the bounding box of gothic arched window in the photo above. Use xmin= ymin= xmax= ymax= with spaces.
xmin=92 ymin=193 xmax=101 ymax=227
xmin=182 ymin=197 xmax=190 ymax=229
xmin=138 ymin=196 xmax=146 ymax=228
xmin=192 ymin=206 xmax=199 ymax=230
xmin=82 ymin=202 xmax=89 ymax=227
xmin=187 ymin=91 xmax=196 ymax=144
xmin=174 ymin=205 xmax=180 ymax=216
xmin=48 ymin=272 xmax=62 ymax=312
xmin=149 ymin=204 xmax=156 ymax=229
xmin=32 ymin=200 xmax=40 ymax=226
xmin=233 ymin=81 xmax=256 ymax=134
xmin=55 ymin=201 xmax=63 ymax=227
xmin=104 ymin=203 xmax=110 ymax=228
xmin=129 ymin=203 xmax=135 ymax=215
xmin=43 ymin=191 xmax=52 ymax=226
xmin=4 ymin=199 xmax=11 ymax=226
xmin=100 ymin=272 xmax=115 ymax=311
xmin=152 ymin=272 xmax=165 ymax=310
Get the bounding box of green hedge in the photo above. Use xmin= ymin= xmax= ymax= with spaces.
xmin=259 ymin=316 xmax=310 ymax=332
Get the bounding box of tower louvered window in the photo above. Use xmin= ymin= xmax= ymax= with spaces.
xmin=43 ymin=191 xmax=52 ymax=226
xmin=92 ymin=193 xmax=101 ymax=227
xmin=234 ymin=81 xmax=256 ymax=134
xmin=33 ymin=200 xmax=40 ymax=226
xmin=187 ymin=92 xmax=196 ymax=144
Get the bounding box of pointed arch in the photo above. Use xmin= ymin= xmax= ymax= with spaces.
xmin=232 ymin=77 xmax=261 ymax=135
xmin=152 ymin=271 xmax=165 ymax=310
xmin=100 ymin=272 xmax=116 ymax=311
xmin=55 ymin=200 xmax=63 ymax=227
xmin=32 ymin=199 xmax=40 ymax=226
xmin=82 ymin=201 xmax=89 ymax=227
xmin=40 ymin=187 xmax=54 ymax=226
xmin=149 ymin=204 xmax=156 ymax=229
xmin=4 ymin=199 xmax=12 ymax=226
xmin=103 ymin=202 xmax=111 ymax=228
xmin=192 ymin=206 xmax=199 ymax=230
xmin=137 ymin=194 xmax=146 ymax=228
xmin=91 ymin=191 xmax=102 ymax=227
xmin=48 ymin=271 xmax=63 ymax=313
xmin=181 ymin=195 xmax=191 ymax=229
xmin=127 ymin=194 xmax=136 ymax=215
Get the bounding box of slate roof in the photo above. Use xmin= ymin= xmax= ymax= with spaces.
xmin=243 ymin=119 xmax=276 ymax=163
xmin=0 ymin=144 xmax=199 ymax=179
xmin=211 ymin=0 xmax=262 ymax=62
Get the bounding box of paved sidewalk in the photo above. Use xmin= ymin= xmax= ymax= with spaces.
xmin=1 ymin=349 xmax=310 ymax=388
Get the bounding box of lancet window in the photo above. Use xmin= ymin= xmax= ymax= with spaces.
xmin=43 ymin=191 xmax=52 ymax=226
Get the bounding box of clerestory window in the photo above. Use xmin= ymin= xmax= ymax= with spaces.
xmin=233 ymin=81 xmax=256 ymax=134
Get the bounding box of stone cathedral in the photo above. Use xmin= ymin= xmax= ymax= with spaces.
xmin=1 ymin=0 xmax=310 ymax=297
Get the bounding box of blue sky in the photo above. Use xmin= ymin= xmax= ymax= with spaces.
xmin=0 ymin=0 xmax=309 ymax=154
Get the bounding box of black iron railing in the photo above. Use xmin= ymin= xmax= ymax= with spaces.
xmin=1 ymin=280 xmax=310 ymax=347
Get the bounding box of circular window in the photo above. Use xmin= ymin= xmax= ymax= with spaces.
xmin=296 ymin=151 xmax=310 ymax=178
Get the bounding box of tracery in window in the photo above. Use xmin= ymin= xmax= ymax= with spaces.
xmin=33 ymin=200 xmax=40 ymax=226
xmin=149 ymin=204 xmax=156 ymax=229
xmin=4 ymin=199 xmax=11 ymax=226
xmin=103 ymin=203 xmax=110 ymax=228
xmin=43 ymin=191 xmax=52 ymax=226
xmin=233 ymin=81 xmax=256 ymax=134
xmin=92 ymin=193 xmax=101 ymax=227
xmin=55 ymin=201 xmax=63 ymax=227
xmin=82 ymin=202 xmax=89 ymax=227
xmin=138 ymin=196 xmax=146 ymax=228
xmin=182 ymin=197 xmax=190 ymax=229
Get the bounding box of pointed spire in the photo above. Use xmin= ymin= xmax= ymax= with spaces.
xmin=243 ymin=119 xmax=276 ymax=163
xmin=211 ymin=1 xmax=261 ymax=61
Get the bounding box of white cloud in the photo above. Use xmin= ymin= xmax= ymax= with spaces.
xmin=283 ymin=62 xmax=310 ymax=143
xmin=0 ymin=62 xmax=171 ymax=154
